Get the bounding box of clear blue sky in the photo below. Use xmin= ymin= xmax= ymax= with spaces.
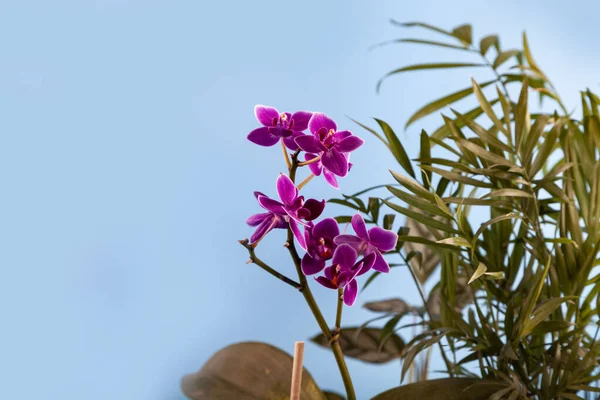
xmin=1 ymin=0 xmax=598 ymax=399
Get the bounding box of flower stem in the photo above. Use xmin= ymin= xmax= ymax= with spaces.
xmin=239 ymin=239 xmax=302 ymax=290
xmin=285 ymin=152 xmax=356 ymax=400
xmin=297 ymin=174 xmax=315 ymax=191
xmin=297 ymin=155 xmax=321 ymax=166
xmin=281 ymin=140 xmax=292 ymax=170
xmin=335 ymin=288 xmax=344 ymax=329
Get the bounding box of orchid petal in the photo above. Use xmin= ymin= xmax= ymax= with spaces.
xmin=351 ymin=214 xmax=370 ymax=242
xmin=305 ymin=153 xmax=322 ymax=176
xmin=291 ymin=111 xmax=313 ymax=131
xmin=257 ymin=195 xmax=285 ymax=214
xmin=290 ymin=220 xmax=307 ymax=250
xmin=323 ymin=169 xmax=339 ymax=189
xmin=303 ymin=198 xmax=325 ymax=221
xmin=343 ymin=280 xmax=358 ymax=306
xmin=302 ymin=254 xmax=326 ymax=276
xmin=316 ymin=276 xmax=336 ymax=289
xmin=369 ymin=227 xmax=398 ymax=252
xmin=372 ymin=251 xmax=391 ymax=273
xmin=283 ymin=132 xmax=303 ymax=151
xmin=331 ymin=244 xmax=358 ymax=269
xmin=308 ymin=113 xmax=337 ymax=135
xmin=333 ymin=234 xmax=363 ymax=252
xmin=322 ymin=148 xmax=349 ymax=177
xmin=313 ymin=218 xmax=340 ymax=239
xmin=276 ymin=174 xmax=298 ymax=204
xmin=254 ymin=105 xmax=279 ymax=126
xmin=246 ymin=212 xmax=269 ymax=226
xmin=336 ymin=135 xmax=364 ymax=153
xmin=296 ymin=135 xmax=326 ymax=153
xmin=357 ymin=252 xmax=377 ymax=276
xmin=247 ymin=127 xmax=279 ymax=147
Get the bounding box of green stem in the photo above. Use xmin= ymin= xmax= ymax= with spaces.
xmin=336 ymin=288 xmax=344 ymax=329
xmin=239 ymin=239 xmax=302 ymax=290
xmin=286 ymin=152 xmax=356 ymax=400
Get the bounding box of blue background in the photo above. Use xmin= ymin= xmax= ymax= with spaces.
xmin=1 ymin=0 xmax=598 ymax=399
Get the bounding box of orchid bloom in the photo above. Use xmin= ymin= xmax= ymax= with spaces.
xmin=315 ymin=244 xmax=375 ymax=306
xmin=301 ymin=218 xmax=340 ymax=276
xmin=295 ymin=113 xmax=363 ymax=183
xmin=334 ymin=214 xmax=398 ymax=274
xmin=247 ymin=105 xmax=312 ymax=150
xmin=250 ymin=174 xmax=324 ymax=249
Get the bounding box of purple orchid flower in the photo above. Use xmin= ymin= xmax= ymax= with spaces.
xmin=246 ymin=211 xmax=288 ymax=245
xmin=247 ymin=105 xmax=313 ymax=150
xmin=295 ymin=113 xmax=364 ymax=179
xmin=301 ymin=218 xmax=340 ymax=276
xmin=315 ymin=244 xmax=375 ymax=306
xmin=253 ymin=174 xmax=325 ymax=249
xmin=334 ymin=214 xmax=398 ymax=274
xmin=303 ymin=152 xmax=353 ymax=189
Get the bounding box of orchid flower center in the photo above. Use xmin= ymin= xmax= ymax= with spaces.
xmin=316 ymin=237 xmax=333 ymax=259
xmin=278 ymin=113 xmax=293 ymax=130
xmin=331 ymin=264 xmax=341 ymax=285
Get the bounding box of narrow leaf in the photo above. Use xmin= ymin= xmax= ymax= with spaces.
xmin=468 ymin=262 xmax=488 ymax=284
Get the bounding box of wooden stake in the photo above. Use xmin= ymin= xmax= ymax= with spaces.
xmin=290 ymin=341 xmax=305 ymax=400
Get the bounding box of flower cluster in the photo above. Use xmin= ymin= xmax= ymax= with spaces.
xmin=245 ymin=105 xmax=397 ymax=306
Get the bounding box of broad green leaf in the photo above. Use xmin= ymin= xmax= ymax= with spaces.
xmin=514 ymin=80 xmax=530 ymax=149
xmin=387 ymin=186 xmax=451 ymax=219
xmin=497 ymin=86 xmax=513 ymax=137
xmin=375 ymin=38 xmax=472 ymax=51
xmin=545 ymin=238 xmax=579 ymax=249
xmin=523 ymin=32 xmax=550 ymax=83
xmin=443 ymin=196 xmax=511 ymax=207
xmin=521 ymin=114 xmax=550 ymax=166
xmin=375 ymin=119 xmax=415 ymax=178
xmin=390 ymin=170 xmax=433 ymax=200
xmin=493 ymin=50 xmax=520 ymax=68
xmin=484 ymin=271 xmax=504 ymax=279
xmin=181 ymin=342 xmax=327 ymax=400
xmin=334 ymin=216 xmax=353 ymax=223
xmin=420 ymin=130 xmax=432 ymax=189
xmin=328 ymin=198 xmax=362 ymax=210
xmin=481 ymin=189 xmax=533 ymax=198
xmin=421 ymin=165 xmax=494 ymax=188
xmin=383 ymin=200 xmax=459 ymax=234
xmin=458 ymin=139 xmax=521 ymax=170
xmin=394 ymin=21 xmax=457 ymax=39
xmin=383 ymin=214 xmax=395 ymax=230
xmin=530 ymin=122 xmax=560 ymax=177
xmin=378 ymin=63 xmax=485 ymax=92
xmin=452 ymin=108 xmax=513 ymax=153
xmin=436 ymin=237 xmax=472 ymax=248
xmin=434 ymin=193 xmax=453 ymax=217
xmin=452 ymin=24 xmax=472 ymax=45
xmin=311 ymin=327 xmax=405 ymax=364
xmin=431 ymin=101 xmax=499 ymax=141
xmin=397 ymin=235 xmax=461 ymax=253
xmin=472 ymin=78 xmax=506 ymax=135
xmin=468 ymin=262 xmax=488 ymax=284
xmin=516 ymin=256 xmax=552 ymax=340
xmin=471 ymin=212 xmax=521 ymax=249
xmin=349 ymin=117 xmax=387 ymax=144
xmin=372 ymin=378 xmax=507 ymax=400
xmin=520 ymin=297 xmax=576 ymax=337
xmin=405 ymin=79 xmax=497 ymax=128
xmin=480 ymin=35 xmax=498 ymax=55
